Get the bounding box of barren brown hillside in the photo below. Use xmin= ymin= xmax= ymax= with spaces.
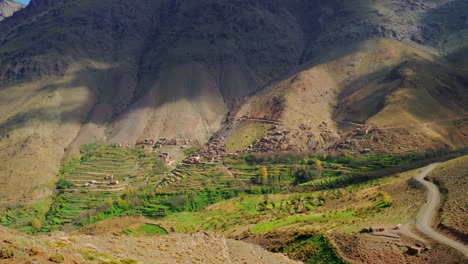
xmin=428 ymin=156 xmax=468 ymax=244
xmin=0 ymin=221 xmax=299 ymax=264
xmin=0 ymin=0 xmax=23 ymax=21
xmin=231 ymin=39 xmax=468 ymax=154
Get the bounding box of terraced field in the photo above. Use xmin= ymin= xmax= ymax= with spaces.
xmin=158 ymin=162 xmax=295 ymax=194
xmin=1 ymin=146 xmax=461 ymax=236
xmin=43 ymin=145 xmax=166 ymax=230
xmin=155 ymin=163 xmax=230 ymax=192
xmin=156 ymin=151 xmax=462 ymax=196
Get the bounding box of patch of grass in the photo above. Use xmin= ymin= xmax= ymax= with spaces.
xmin=282 ymin=234 xmax=346 ymax=264
xmin=250 ymin=210 xmax=356 ymax=234
xmin=79 ymin=249 xmax=120 ymax=263
xmin=226 ymin=123 xmax=271 ymax=152
xmin=0 ymin=197 xmax=52 ymax=233
xmin=58 ymin=155 xmax=81 ymax=177
xmin=49 ymin=252 xmax=65 ymax=263
xmin=79 ymin=143 xmax=100 ymax=153
xmin=163 ymin=193 xmax=329 ymax=233
xmin=0 ymin=246 xmax=15 ymax=259
xmin=137 ymin=224 xmax=168 ymax=235
xmin=124 ymin=224 xmax=168 ymax=236
xmin=120 ymin=258 xmax=138 ymax=264
xmin=373 ymin=191 xmax=392 ymax=209
xmin=56 ymin=179 xmax=75 ymax=190
xmin=183 ymin=147 xmax=200 ymax=156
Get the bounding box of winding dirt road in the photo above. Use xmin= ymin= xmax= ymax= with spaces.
xmin=413 ymin=163 xmax=468 ymax=257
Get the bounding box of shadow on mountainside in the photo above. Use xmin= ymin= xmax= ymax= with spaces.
xmin=0 ymin=0 xmax=467 ymax=141
xmin=419 ymin=0 xmax=468 ymax=49
xmin=0 ymin=0 xmax=375 ymax=136
xmin=332 ymin=0 xmax=468 ymax=127
xmin=333 ymin=51 xmax=468 ymax=122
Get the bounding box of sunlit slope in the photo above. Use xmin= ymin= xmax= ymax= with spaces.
xmin=0 ymin=0 xmax=310 ymax=205
xmin=0 ymin=0 xmax=23 ymax=21
xmin=233 ymin=39 xmax=468 ymax=152
xmin=0 ymin=224 xmax=299 ymax=264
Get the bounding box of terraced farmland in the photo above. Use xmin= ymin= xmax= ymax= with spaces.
xmin=155 ymin=152 xmax=451 ymax=196
xmin=155 ymin=163 xmax=229 ymax=192
xmin=1 ymin=147 xmax=460 ymax=234
xmin=44 ymin=145 xmax=166 ymax=231
xmin=157 ymin=161 xmax=298 ymax=195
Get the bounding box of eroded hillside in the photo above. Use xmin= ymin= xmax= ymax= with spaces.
xmin=0 ymin=221 xmax=300 ymax=264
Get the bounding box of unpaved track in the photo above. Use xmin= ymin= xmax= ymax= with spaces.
xmin=414 ymin=163 xmax=468 ymax=257
xmin=337 ymin=116 xmax=468 ymax=130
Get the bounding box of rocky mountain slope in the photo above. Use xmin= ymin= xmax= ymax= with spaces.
xmin=0 ymin=219 xmax=299 ymax=264
xmin=0 ymin=0 xmax=23 ymax=21
xmin=0 ymin=0 xmax=467 ymax=205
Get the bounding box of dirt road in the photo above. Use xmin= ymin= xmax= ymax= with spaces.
xmin=414 ymin=163 xmax=468 ymax=257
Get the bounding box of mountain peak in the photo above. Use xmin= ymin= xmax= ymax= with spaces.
xmin=0 ymin=0 xmax=24 ymax=21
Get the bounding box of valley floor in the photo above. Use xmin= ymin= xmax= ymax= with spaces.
xmin=0 ymin=145 xmax=467 ymax=263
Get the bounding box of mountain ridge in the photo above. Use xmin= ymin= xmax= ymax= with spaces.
xmin=0 ymin=0 xmax=466 ymax=205
xmin=0 ymin=0 xmax=24 ymax=21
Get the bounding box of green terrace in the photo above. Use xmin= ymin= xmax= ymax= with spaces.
xmin=0 ymin=144 xmax=462 ymax=264
xmin=0 ymin=145 xmax=461 ymax=234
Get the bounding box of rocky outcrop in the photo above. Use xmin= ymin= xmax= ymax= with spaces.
xmin=0 ymin=224 xmax=300 ymax=264
xmin=0 ymin=0 xmax=24 ymax=21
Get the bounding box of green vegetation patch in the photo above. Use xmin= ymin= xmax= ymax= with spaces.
xmin=250 ymin=210 xmax=356 ymax=234
xmin=79 ymin=249 xmax=121 ymax=263
xmin=42 ymin=144 xmax=167 ymax=231
xmin=226 ymin=123 xmax=272 ymax=152
xmin=124 ymin=224 xmax=168 ymax=236
xmin=49 ymin=252 xmax=65 ymax=263
xmin=282 ymin=234 xmax=346 ymax=264
xmin=183 ymin=147 xmax=200 ymax=156
xmin=2 ymin=143 xmax=457 ymax=236
xmin=0 ymin=197 xmax=52 ymax=234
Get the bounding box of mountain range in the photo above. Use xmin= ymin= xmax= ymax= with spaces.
xmin=0 ymin=0 xmax=467 ymax=209
xmin=0 ymin=1 xmax=467 ymax=263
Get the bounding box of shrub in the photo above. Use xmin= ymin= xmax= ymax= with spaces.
xmin=56 ymin=179 xmax=75 ymax=190
xmin=282 ymin=234 xmax=345 ymax=264
xmin=373 ymin=191 xmax=392 ymax=208
xmin=31 ymin=218 xmax=42 ymax=231
xmin=315 ymin=159 xmax=322 ymax=170
xmin=165 ymin=195 xmax=187 ymax=211
xmin=49 ymin=252 xmax=65 ymax=263
xmin=294 ymin=169 xmax=315 ymax=185
xmin=30 ymin=246 xmax=41 ymax=256
xmin=120 ymin=258 xmax=138 ymax=264
xmin=0 ymin=247 xmax=14 ymax=259
xmin=254 ymin=166 xmax=269 ymax=184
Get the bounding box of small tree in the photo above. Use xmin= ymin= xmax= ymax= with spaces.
xmin=31 ymin=218 xmax=41 ymax=231
xmin=257 ymin=166 xmax=268 ymax=184
xmin=125 ymin=188 xmax=135 ymax=199
xmin=314 ymin=159 xmax=322 ymax=178
xmin=314 ymin=159 xmax=322 ymax=170
xmin=106 ymin=198 xmax=114 ymax=213
xmin=294 ymin=169 xmax=315 ymax=185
